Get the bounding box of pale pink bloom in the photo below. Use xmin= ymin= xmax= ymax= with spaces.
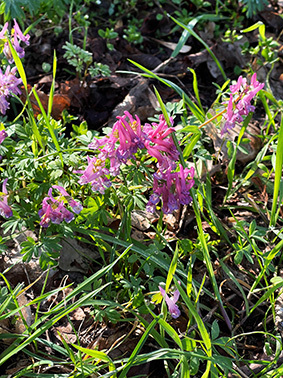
xmin=159 ymin=285 xmax=181 ymax=319
xmin=0 ymin=65 xmax=22 ymax=114
xmin=221 ymin=73 xmax=264 ymax=136
xmin=0 ymin=19 xmax=30 ymax=63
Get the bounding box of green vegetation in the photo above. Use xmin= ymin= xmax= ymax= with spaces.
xmin=0 ymin=1 xmax=283 ymax=377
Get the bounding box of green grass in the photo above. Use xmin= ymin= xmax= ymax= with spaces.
xmin=1 ymin=3 xmax=283 ymax=378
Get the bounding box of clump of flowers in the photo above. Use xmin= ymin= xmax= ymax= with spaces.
xmin=147 ymin=165 xmax=195 ymax=214
xmin=221 ymin=73 xmax=264 ymax=136
xmin=0 ymin=129 xmax=7 ymax=144
xmin=0 ymin=19 xmax=30 ymax=63
xmin=78 ymin=111 xmax=194 ymax=214
xmin=38 ymin=186 xmax=82 ymax=228
xmin=0 ymin=66 xmax=22 ymax=114
xmin=0 ymin=179 xmax=13 ymax=219
xmin=0 ymin=20 xmax=30 ymax=115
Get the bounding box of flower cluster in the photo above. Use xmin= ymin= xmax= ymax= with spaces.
xmin=0 ymin=129 xmax=7 ymax=144
xmin=221 ymin=73 xmax=264 ymax=136
xmin=0 ymin=66 xmax=22 ymax=114
xmin=0 ymin=179 xmax=13 ymax=218
xmin=78 ymin=111 xmax=194 ymax=214
xmin=159 ymin=284 xmax=181 ymax=319
xmin=0 ymin=20 xmax=30 ymax=115
xmin=146 ymin=164 xmax=195 ymax=214
xmin=38 ymin=186 xmax=83 ymax=228
xmin=0 ymin=19 xmax=30 ymax=63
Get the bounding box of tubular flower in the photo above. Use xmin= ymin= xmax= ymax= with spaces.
xmin=221 ymin=73 xmax=264 ymax=136
xmin=80 ymin=111 xmax=195 ymax=215
xmin=144 ymin=115 xmax=179 ymax=170
xmin=159 ymin=285 xmax=181 ymax=319
xmin=38 ymin=187 xmax=82 ymax=228
xmin=0 ymin=130 xmax=7 ymax=144
xmin=52 ymin=185 xmax=83 ymax=214
xmin=81 ymin=111 xmax=147 ymax=193
xmin=0 ymin=179 xmax=13 ymax=218
xmin=0 ymin=66 xmax=22 ymax=114
xmin=78 ymin=155 xmax=111 ymax=194
xmin=0 ymin=19 xmax=30 ymax=63
xmin=146 ymin=165 xmax=195 ymax=214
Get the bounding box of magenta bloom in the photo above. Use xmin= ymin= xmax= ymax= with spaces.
xmin=80 ymin=111 xmax=195 ymax=215
xmin=144 ymin=115 xmax=179 ymax=171
xmin=159 ymin=285 xmax=181 ymax=319
xmin=81 ymin=111 xmax=148 ymax=193
xmin=0 ymin=65 xmax=22 ymax=114
xmin=38 ymin=187 xmax=82 ymax=228
xmin=221 ymin=73 xmax=264 ymax=136
xmin=115 ymin=111 xmax=145 ymax=160
xmin=78 ymin=155 xmax=111 ymax=194
xmin=0 ymin=179 xmax=13 ymax=218
xmin=0 ymin=130 xmax=7 ymax=144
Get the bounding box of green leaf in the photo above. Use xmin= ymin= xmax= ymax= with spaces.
xmin=72 ymin=345 xmax=116 ymax=374
xmin=165 ymin=244 xmax=179 ymax=291
xmin=211 ymin=320 xmax=220 ymax=340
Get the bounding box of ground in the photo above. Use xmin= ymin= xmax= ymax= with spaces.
xmin=1 ymin=1 xmax=283 ymax=377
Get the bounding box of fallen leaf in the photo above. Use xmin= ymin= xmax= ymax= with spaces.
xmin=20 ymin=85 xmax=71 ymax=120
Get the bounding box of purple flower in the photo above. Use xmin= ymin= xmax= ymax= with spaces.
xmin=0 ymin=65 xmax=22 ymax=114
xmin=221 ymin=73 xmax=264 ymax=136
xmin=38 ymin=202 xmax=52 ymax=228
xmin=80 ymin=112 xmax=193 ymax=210
xmin=78 ymin=155 xmax=111 ymax=194
xmin=146 ymin=165 xmax=195 ymax=214
xmin=38 ymin=187 xmax=80 ymax=228
xmin=114 ymin=111 xmax=146 ymax=161
xmin=0 ymin=178 xmax=13 ymax=218
xmin=0 ymin=130 xmax=7 ymax=144
xmin=159 ymin=284 xmax=181 ymax=319
xmin=52 ymin=185 xmax=83 ymax=214
xmin=0 ymin=20 xmax=30 ymax=63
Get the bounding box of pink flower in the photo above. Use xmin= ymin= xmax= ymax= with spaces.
xmin=159 ymin=284 xmax=181 ymax=319
xmin=146 ymin=165 xmax=194 ymax=214
xmin=39 ymin=202 xmax=52 ymax=228
xmin=78 ymin=155 xmax=111 ymax=194
xmin=38 ymin=187 xmax=79 ymax=228
xmin=221 ymin=73 xmax=264 ymax=136
xmin=52 ymin=185 xmax=83 ymax=214
xmin=0 ymin=20 xmax=30 ymax=63
xmin=0 ymin=65 xmax=22 ymax=114
xmin=0 ymin=179 xmax=13 ymax=218
xmin=80 ymin=112 xmax=194 ymax=211
xmin=0 ymin=130 xmax=7 ymax=144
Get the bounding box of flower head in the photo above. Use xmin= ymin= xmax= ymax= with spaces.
xmin=0 ymin=65 xmax=22 ymax=114
xmin=0 ymin=179 xmax=12 ymax=218
xmin=221 ymin=73 xmax=264 ymax=136
xmin=146 ymin=165 xmax=195 ymax=214
xmin=38 ymin=186 xmax=81 ymax=227
xmin=0 ymin=130 xmax=7 ymax=144
xmin=52 ymin=185 xmax=83 ymax=214
xmin=159 ymin=284 xmax=181 ymax=319
xmin=0 ymin=20 xmax=30 ymax=63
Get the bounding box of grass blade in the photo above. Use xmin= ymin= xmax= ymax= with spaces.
xmin=270 ymin=113 xmax=283 ymax=226
xmin=169 ymin=15 xmax=227 ymax=81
